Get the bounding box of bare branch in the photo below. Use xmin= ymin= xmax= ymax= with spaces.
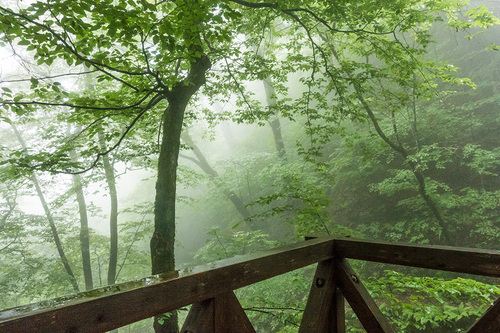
xmin=1 ymin=89 xmax=155 ymax=111
xmin=0 ymin=70 xmax=99 ymax=84
xmin=178 ymin=153 xmax=202 ymax=168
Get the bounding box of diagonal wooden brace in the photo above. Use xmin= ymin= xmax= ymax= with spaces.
xmin=336 ymin=258 xmax=395 ymax=333
xmin=468 ymin=296 xmax=500 ymax=333
xmin=180 ymin=291 xmax=255 ymax=333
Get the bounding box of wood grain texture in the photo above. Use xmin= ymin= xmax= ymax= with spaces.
xmin=334 ymin=288 xmax=346 ymax=333
xmin=467 ymin=296 xmax=500 ymax=333
xmin=181 ymin=298 xmax=214 ymax=333
xmin=181 ymin=292 xmax=255 ymax=333
xmin=299 ymin=259 xmax=345 ymax=332
xmin=213 ymin=292 xmax=255 ymax=333
xmin=2 ymin=237 xmax=498 ymax=332
xmin=336 ymin=259 xmax=395 ymax=333
xmin=335 ymin=238 xmax=500 ymax=277
xmin=0 ymin=237 xmax=335 ymax=332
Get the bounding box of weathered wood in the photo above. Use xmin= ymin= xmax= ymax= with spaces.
xmin=468 ymin=296 xmax=500 ymax=333
xmin=335 ymin=238 xmax=500 ymax=277
xmin=2 ymin=237 xmax=499 ymax=333
xmin=299 ymin=259 xmax=336 ymax=332
xmin=334 ymin=288 xmax=346 ymax=333
xmin=181 ymin=292 xmax=255 ymax=333
xmin=336 ymin=259 xmax=395 ymax=333
xmin=214 ymin=292 xmax=255 ymax=333
xmin=181 ymin=298 xmax=214 ymax=332
xmin=299 ymin=259 xmax=345 ymax=332
xmin=0 ymin=237 xmax=335 ymax=333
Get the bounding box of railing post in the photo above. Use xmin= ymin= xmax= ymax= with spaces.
xmin=333 ymin=287 xmax=346 ymax=332
xmin=299 ymin=258 xmax=345 ymax=332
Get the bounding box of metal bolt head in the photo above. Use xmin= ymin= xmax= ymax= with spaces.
xmin=316 ymin=277 xmax=326 ymax=288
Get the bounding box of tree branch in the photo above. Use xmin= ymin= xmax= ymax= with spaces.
xmin=66 ymin=93 xmax=165 ymax=174
xmin=1 ymin=89 xmax=155 ymax=111
xmin=228 ymin=0 xmax=397 ymax=35
xmin=0 ymin=70 xmax=99 ymax=84
xmin=0 ymin=5 xmax=146 ymax=91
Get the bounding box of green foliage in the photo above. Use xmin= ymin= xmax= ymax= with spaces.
xmin=192 ymin=227 xmax=279 ymax=265
xmin=237 ymin=268 xmax=312 ymax=332
xmin=369 ymin=270 xmax=500 ymax=332
xmin=1 ymin=0 xmax=500 ymax=331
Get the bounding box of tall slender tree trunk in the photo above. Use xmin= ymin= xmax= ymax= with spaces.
xmin=67 ymin=125 xmax=93 ymax=291
xmin=151 ymin=54 xmax=211 ymax=333
xmin=12 ymin=124 xmax=80 ymax=293
xmin=98 ymin=130 xmax=119 ymax=286
xmin=256 ymin=31 xmax=288 ymax=162
xmin=70 ymin=151 xmax=93 ymax=291
xmin=262 ymin=77 xmax=287 ymax=162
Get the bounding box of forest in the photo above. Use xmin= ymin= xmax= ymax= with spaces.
xmin=0 ymin=0 xmax=499 ymax=332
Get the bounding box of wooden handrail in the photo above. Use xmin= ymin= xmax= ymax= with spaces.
xmin=0 ymin=237 xmax=499 ymax=332
xmin=335 ymin=238 xmax=500 ymax=277
xmin=0 ymin=237 xmax=335 ymax=332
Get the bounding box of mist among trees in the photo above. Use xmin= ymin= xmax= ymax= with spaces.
xmin=1 ymin=0 xmax=499 ymax=332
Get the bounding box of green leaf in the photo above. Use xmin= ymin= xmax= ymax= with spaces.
xmin=486 ymin=43 xmax=500 ymax=51
xmin=0 ymin=116 xmax=12 ymax=124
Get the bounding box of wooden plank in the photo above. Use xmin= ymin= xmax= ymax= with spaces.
xmin=299 ymin=259 xmax=343 ymax=332
xmin=181 ymin=292 xmax=255 ymax=333
xmin=335 ymin=238 xmax=500 ymax=277
xmin=336 ymin=259 xmax=395 ymax=333
xmin=468 ymin=296 xmax=500 ymax=333
xmin=0 ymin=237 xmax=335 ymax=333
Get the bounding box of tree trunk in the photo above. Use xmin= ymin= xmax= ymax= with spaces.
xmin=70 ymin=151 xmax=93 ymax=291
xmin=0 ymin=193 xmax=16 ymax=231
xmin=325 ymin=40 xmax=451 ymax=245
xmin=353 ymin=86 xmax=451 ymax=245
xmin=12 ymin=124 xmax=80 ymax=293
xmin=181 ymin=130 xmax=252 ymax=221
xmin=151 ymin=102 xmax=184 ymax=333
xmin=98 ymin=130 xmax=119 ymax=286
xmin=257 ymin=32 xmax=287 ymax=162
xmin=262 ymin=77 xmax=287 ymax=162
xmin=67 ymin=125 xmax=93 ymax=291
xmin=151 ymin=54 xmax=210 ymax=333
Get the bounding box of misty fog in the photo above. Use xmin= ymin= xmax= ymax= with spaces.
xmin=1 ymin=0 xmax=500 ymax=332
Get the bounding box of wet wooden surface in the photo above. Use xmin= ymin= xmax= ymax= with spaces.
xmin=1 ymin=236 xmax=499 ymax=332
xmin=467 ymin=296 xmax=500 ymax=333
xmin=337 ymin=258 xmax=395 ymax=333
xmin=0 ymin=237 xmax=335 ymax=332
xmin=335 ymin=238 xmax=500 ymax=277
xmin=299 ymin=258 xmax=345 ymax=332
xmin=181 ymin=292 xmax=255 ymax=333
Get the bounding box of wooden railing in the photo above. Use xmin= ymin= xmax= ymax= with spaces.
xmin=1 ymin=237 xmax=499 ymax=332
